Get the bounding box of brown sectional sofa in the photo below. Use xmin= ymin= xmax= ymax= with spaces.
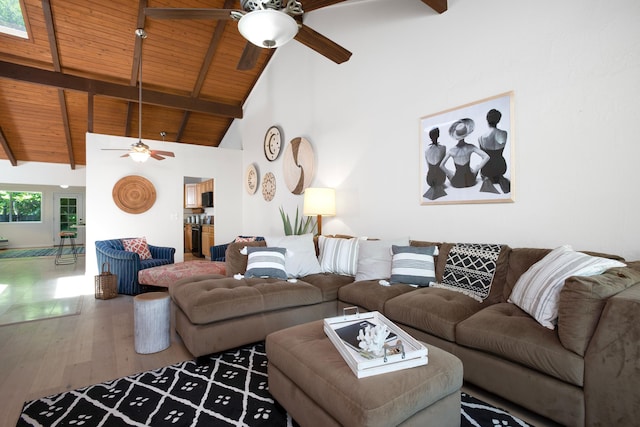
xmin=169 ymin=239 xmax=640 ymax=427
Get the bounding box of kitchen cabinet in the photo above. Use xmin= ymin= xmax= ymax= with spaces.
xmin=201 ymin=225 xmax=215 ymax=259
xmin=184 ymin=184 xmax=199 ymax=208
xmin=184 ymin=224 xmax=192 ymax=253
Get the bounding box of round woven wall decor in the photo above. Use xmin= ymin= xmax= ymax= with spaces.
xmin=112 ymin=175 xmax=156 ymax=214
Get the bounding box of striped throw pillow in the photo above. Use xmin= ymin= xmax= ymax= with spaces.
xmin=390 ymin=245 xmax=438 ymax=286
xmin=245 ymin=247 xmax=287 ymax=280
xmin=508 ymin=245 xmax=625 ymax=329
xmin=318 ymin=236 xmax=360 ymax=276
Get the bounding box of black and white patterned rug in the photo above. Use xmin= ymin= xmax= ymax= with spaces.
xmin=17 ymin=342 xmax=531 ymax=427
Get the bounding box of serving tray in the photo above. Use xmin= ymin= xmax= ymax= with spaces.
xmin=323 ymin=309 xmax=428 ymax=378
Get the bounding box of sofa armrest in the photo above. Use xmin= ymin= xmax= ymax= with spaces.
xmin=584 ymin=283 xmax=640 ymax=425
xmin=210 ymin=243 xmax=229 ymax=262
xmin=149 ymin=244 xmax=175 ymax=263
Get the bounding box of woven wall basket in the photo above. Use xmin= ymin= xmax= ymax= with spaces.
xmin=112 ymin=175 xmax=156 ymax=214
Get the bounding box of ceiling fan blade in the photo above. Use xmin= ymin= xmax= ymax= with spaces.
xmin=120 ymin=153 xmax=130 ymax=158
xmin=101 ymin=148 xmax=129 ymax=151
xmin=152 ymin=150 xmax=175 ymax=157
xmin=301 ymin=0 xmax=348 ymax=13
xmin=144 ymin=8 xmax=236 ymax=20
xmin=237 ymin=42 xmax=261 ymax=71
xmin=294 ymin=25 xmax=352 ymax=64
xmin=150 ymin=153 xmax=166 ymax=161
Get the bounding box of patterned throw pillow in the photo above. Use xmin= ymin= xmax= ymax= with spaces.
xmin=390 ymin=245 xmax=438 ymax=286
xmin=122 ymin=237 xmax=152 ymax=260
xmin=508 ymin=245 xmax=626 ymax=330
xmin=234 ymin=236 xmax=257 ymax=243
xmin=318 ymin=236 xmax=360 ymax=276
xmin=431 ymin=243 xmax=503 ymax=302
xmin=245 ymin=247 xmax=287 ymax=280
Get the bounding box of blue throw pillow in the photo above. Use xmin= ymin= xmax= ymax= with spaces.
xmin=390 ymin=245 xmax=437 ymax=286
xmin=245 ymin=247 xmax=288 ymax=280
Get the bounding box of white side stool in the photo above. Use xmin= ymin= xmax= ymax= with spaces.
xmin=134 ymin=292 xmax=170 ymax=354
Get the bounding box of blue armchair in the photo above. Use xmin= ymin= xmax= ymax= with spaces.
xmin=210 ymin=236 xmax=264 ymax=262
xmin=95 ymin=239 xmax=175 ymax=295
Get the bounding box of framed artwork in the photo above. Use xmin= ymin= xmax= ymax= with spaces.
xmin=419 ymin=92 xmax=514 ymax=205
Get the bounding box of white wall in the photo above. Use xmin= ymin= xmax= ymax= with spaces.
xmin=223 ymin=0 xmax=640 ymax=260
xmin=85 ymin=133 xmax=243 ymax=276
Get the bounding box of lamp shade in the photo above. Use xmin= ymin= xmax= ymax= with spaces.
xmin=237 ymin=9 xmax=299 ymax=48
xmin=303 ymin=188 xmax=336 ymax=216
xmin=129 ymin=150 xmax=150 ymax=163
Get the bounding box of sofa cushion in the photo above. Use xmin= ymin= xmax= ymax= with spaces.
xmin=265 ymin=234 xmax=322 ymax=278
xmin=338 ymin=280 xmax=415 ymax=313
xmin=390 ymin=245 xmax=437 ymax=286
xmin=508 ymin=245 xmax=626 ymax=329
xmin=245 ymin=247 xmax=288 ymax=279
xmin=456 ymin=302 xmax=585 ymax=387
xmin=318 ymin=236 xmax=360 ymax=276
xmin=558 ymin=266 xmax=640 ymax=355
xmin=225 ymin=240 xmax=267 ymax=276
xmin=300 ymin=273 xmax=355 ymax=302
xmin=170 ymin=276 xmax=322 ymax=325
xmin=385 ymin=287 xmax=488 ymax=342
xmin=355 ymin=238 xmax=409 ymax=281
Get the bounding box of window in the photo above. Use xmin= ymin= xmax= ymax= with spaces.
xmin=0 ymin=0 xmax=28 ymax=39
xmin=0 ymin=191 xmax=42 ymax=222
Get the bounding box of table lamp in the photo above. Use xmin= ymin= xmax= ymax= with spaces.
xmin=303 ymin=187 xmax=336 ymax=236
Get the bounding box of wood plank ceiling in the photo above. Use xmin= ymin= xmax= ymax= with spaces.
xmin=0 ymin=0 xmax=446 ymax=169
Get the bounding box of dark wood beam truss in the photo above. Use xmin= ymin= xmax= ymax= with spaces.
xmin=0 ymin=127 xmax=17 ymax=166
xmin=42 ymin=0 xmax=76 ymax=169
xmin=0 ymin=61 xmax=243 ymax=118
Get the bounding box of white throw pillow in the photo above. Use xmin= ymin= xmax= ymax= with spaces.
xmin=355 ymin=238 xmax=410 ymax=282
xmin=318 ymin=236 xmax=360 ymax=276
xmin=265 ymin=234 xmax=322 ymax=278
xmin=508 ymin=245 xmax=626 ymax=329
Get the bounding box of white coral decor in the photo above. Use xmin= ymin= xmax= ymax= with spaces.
xmin=357 ymin=324 xmax=391 ymax=356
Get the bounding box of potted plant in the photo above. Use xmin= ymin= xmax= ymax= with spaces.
xmin=279 ymin=206 xmax=317 ymax=236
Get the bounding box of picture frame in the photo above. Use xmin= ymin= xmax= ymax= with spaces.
xmin=419 ymin=92 xmax=514 ymax=205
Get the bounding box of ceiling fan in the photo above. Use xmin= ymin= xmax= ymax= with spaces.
xmin=103 ymin=29 xmax=175 ymax=162
xmin=144 ymin=0 xmax=352 ymax=70
xmin=103 ymin=140 xmax=176 ymax=162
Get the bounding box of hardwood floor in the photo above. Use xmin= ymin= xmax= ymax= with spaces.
xmin=0 ymin=254 xmax=192 ymax=427
xmin=0 ymin=252 xmax=557 ymax=427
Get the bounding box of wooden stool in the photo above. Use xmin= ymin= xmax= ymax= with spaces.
xmin=133 ymin=292 xmax=171 ymax=354
xmin=55 ymin=232 xmax=77 ymax=265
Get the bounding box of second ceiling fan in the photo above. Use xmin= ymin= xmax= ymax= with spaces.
xmin=144 ymin=0 xmax=352 ymax=70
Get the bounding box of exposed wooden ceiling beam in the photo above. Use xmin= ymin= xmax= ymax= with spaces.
xmin=0 ymin=127 xmax=17 ymax=166
xmin=42 ymin=0 xmax=76 ymax=169
xmin=176 ymin=0 xmax=234 ymax=142
xmin=0 ymin=61 xmax=243 ymax=118
xmin=422 ymin=0 xmax=448 ymax=14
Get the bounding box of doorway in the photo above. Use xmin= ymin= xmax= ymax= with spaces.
xmin=53 ymin=193 xmax=85 ymax=246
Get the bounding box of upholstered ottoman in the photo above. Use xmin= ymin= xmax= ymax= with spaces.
xmin=266 ymin=320 xmax=463 ymax=427
xmin=138 ymin=260 xmax=226 ymax=288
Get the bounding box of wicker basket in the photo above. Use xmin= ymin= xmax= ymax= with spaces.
xmin=95 ymin=262 xmax=118 ymax=299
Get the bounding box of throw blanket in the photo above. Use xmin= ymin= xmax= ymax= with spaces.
xmin=431 ymin=243 xmax=503 ymax=302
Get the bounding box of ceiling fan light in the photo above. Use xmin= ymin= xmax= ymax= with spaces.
xmin=129 ymin=150 xmax=150 ymax=163
xmin=238 ymin=10 xmax=298 ymax=49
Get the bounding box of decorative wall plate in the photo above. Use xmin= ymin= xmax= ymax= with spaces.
xmin=112 ymin=175 xmax=156 ymax=214
xmin=282 ymin=137 xmax=315 ymax=195
xmin=245 ymin=163 xmax=258 ymax=195
xmin=262 ymin=172 xmax=276 ymax=202
xmin=264 ymin=126 xmax=282 ymax=161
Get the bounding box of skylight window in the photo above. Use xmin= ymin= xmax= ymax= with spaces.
xmin=0 ymin=0 xmax=28 ymax=39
